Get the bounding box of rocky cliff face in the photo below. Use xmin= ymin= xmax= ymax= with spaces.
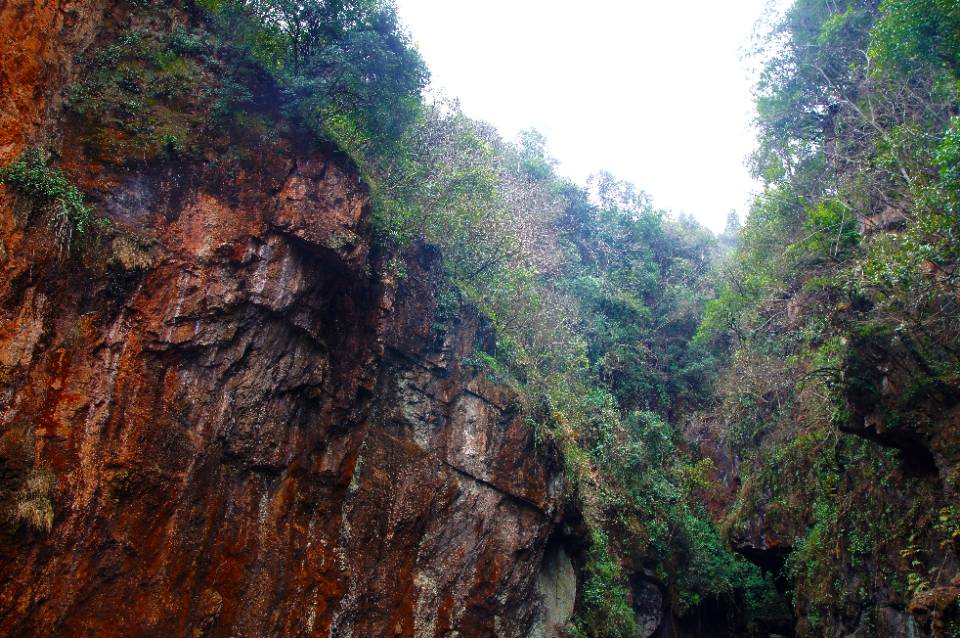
xmin=0 ymin=3 xmax=572 ymax=636
xmin=684 ymin=292 xmax=960 ymax=637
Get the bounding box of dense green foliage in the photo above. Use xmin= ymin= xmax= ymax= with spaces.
xmin=401 ymin=118 xmax=779 ymax=634
xmin=701 ymin=0 xmax=960 ymax=634
xmin=197 ymin=0 xmax=428 ymax=187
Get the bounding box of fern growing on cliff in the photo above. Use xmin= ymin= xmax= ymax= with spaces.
xmin=0 ymin=150 xmax=97 ymax=253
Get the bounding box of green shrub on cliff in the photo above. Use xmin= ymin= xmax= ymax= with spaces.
xmin=196 ymin=0 xmax=428 ymax=163
xmin=576 ymin=530 xmax=639 ymax=638
xmin=0 ymin=150 xmax=96 ymax=253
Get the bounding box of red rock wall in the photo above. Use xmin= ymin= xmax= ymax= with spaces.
xmin=0 ymin=3 xmax=562 ymax=636
xmin=0 ymin=0 xmax=108 ymax=163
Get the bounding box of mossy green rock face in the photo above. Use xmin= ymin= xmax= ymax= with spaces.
xmin=695 ymin=0 xmax=960 ymax=634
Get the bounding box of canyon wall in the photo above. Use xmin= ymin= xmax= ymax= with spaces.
xmin=0 ymin=3 xmax=571 ymax=636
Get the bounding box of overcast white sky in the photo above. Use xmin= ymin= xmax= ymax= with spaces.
xmin=393 ymin=0 xmax=776 ymax=232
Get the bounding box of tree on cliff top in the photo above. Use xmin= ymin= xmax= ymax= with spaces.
xmin=199 ymin=0 xmax=428 ymax=157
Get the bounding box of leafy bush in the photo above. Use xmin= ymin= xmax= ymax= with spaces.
xmin=196 ymin=0 xmax=428 ymax=162
xmin=0 ymin=150 xmax=96 ymax=252
xmin=575 ymin=530 xmax=639 ymax=638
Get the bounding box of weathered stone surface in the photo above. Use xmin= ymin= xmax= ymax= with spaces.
xmin=0 ymin=3 xmax=562 ymax=636
xmin=530 ymin=544 xmax=577 ymax=638
xmin=0 ymin=0 xmax=107 ymax=162
xmin=632 ymin=579 xmax=664 ymax=638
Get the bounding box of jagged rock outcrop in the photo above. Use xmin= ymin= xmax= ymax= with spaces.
xmin=0 ymin=2 xmax=569 ymax=636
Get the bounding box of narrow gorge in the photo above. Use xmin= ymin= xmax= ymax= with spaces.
xmin=0 ymin=1 xmax=958 ymax=637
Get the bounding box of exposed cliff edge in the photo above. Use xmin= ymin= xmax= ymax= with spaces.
xmin=0 ymin=3 xmax=570 ymax=636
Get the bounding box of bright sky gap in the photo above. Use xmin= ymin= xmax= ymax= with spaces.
xmin=394 ymin=0 xmax=777 ymax=232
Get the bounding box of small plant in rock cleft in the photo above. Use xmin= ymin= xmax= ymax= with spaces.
xmin=13 ymin=467 xmax=56 ymax=534
xmin=0 ymin=150 xmax=102 ymax=255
